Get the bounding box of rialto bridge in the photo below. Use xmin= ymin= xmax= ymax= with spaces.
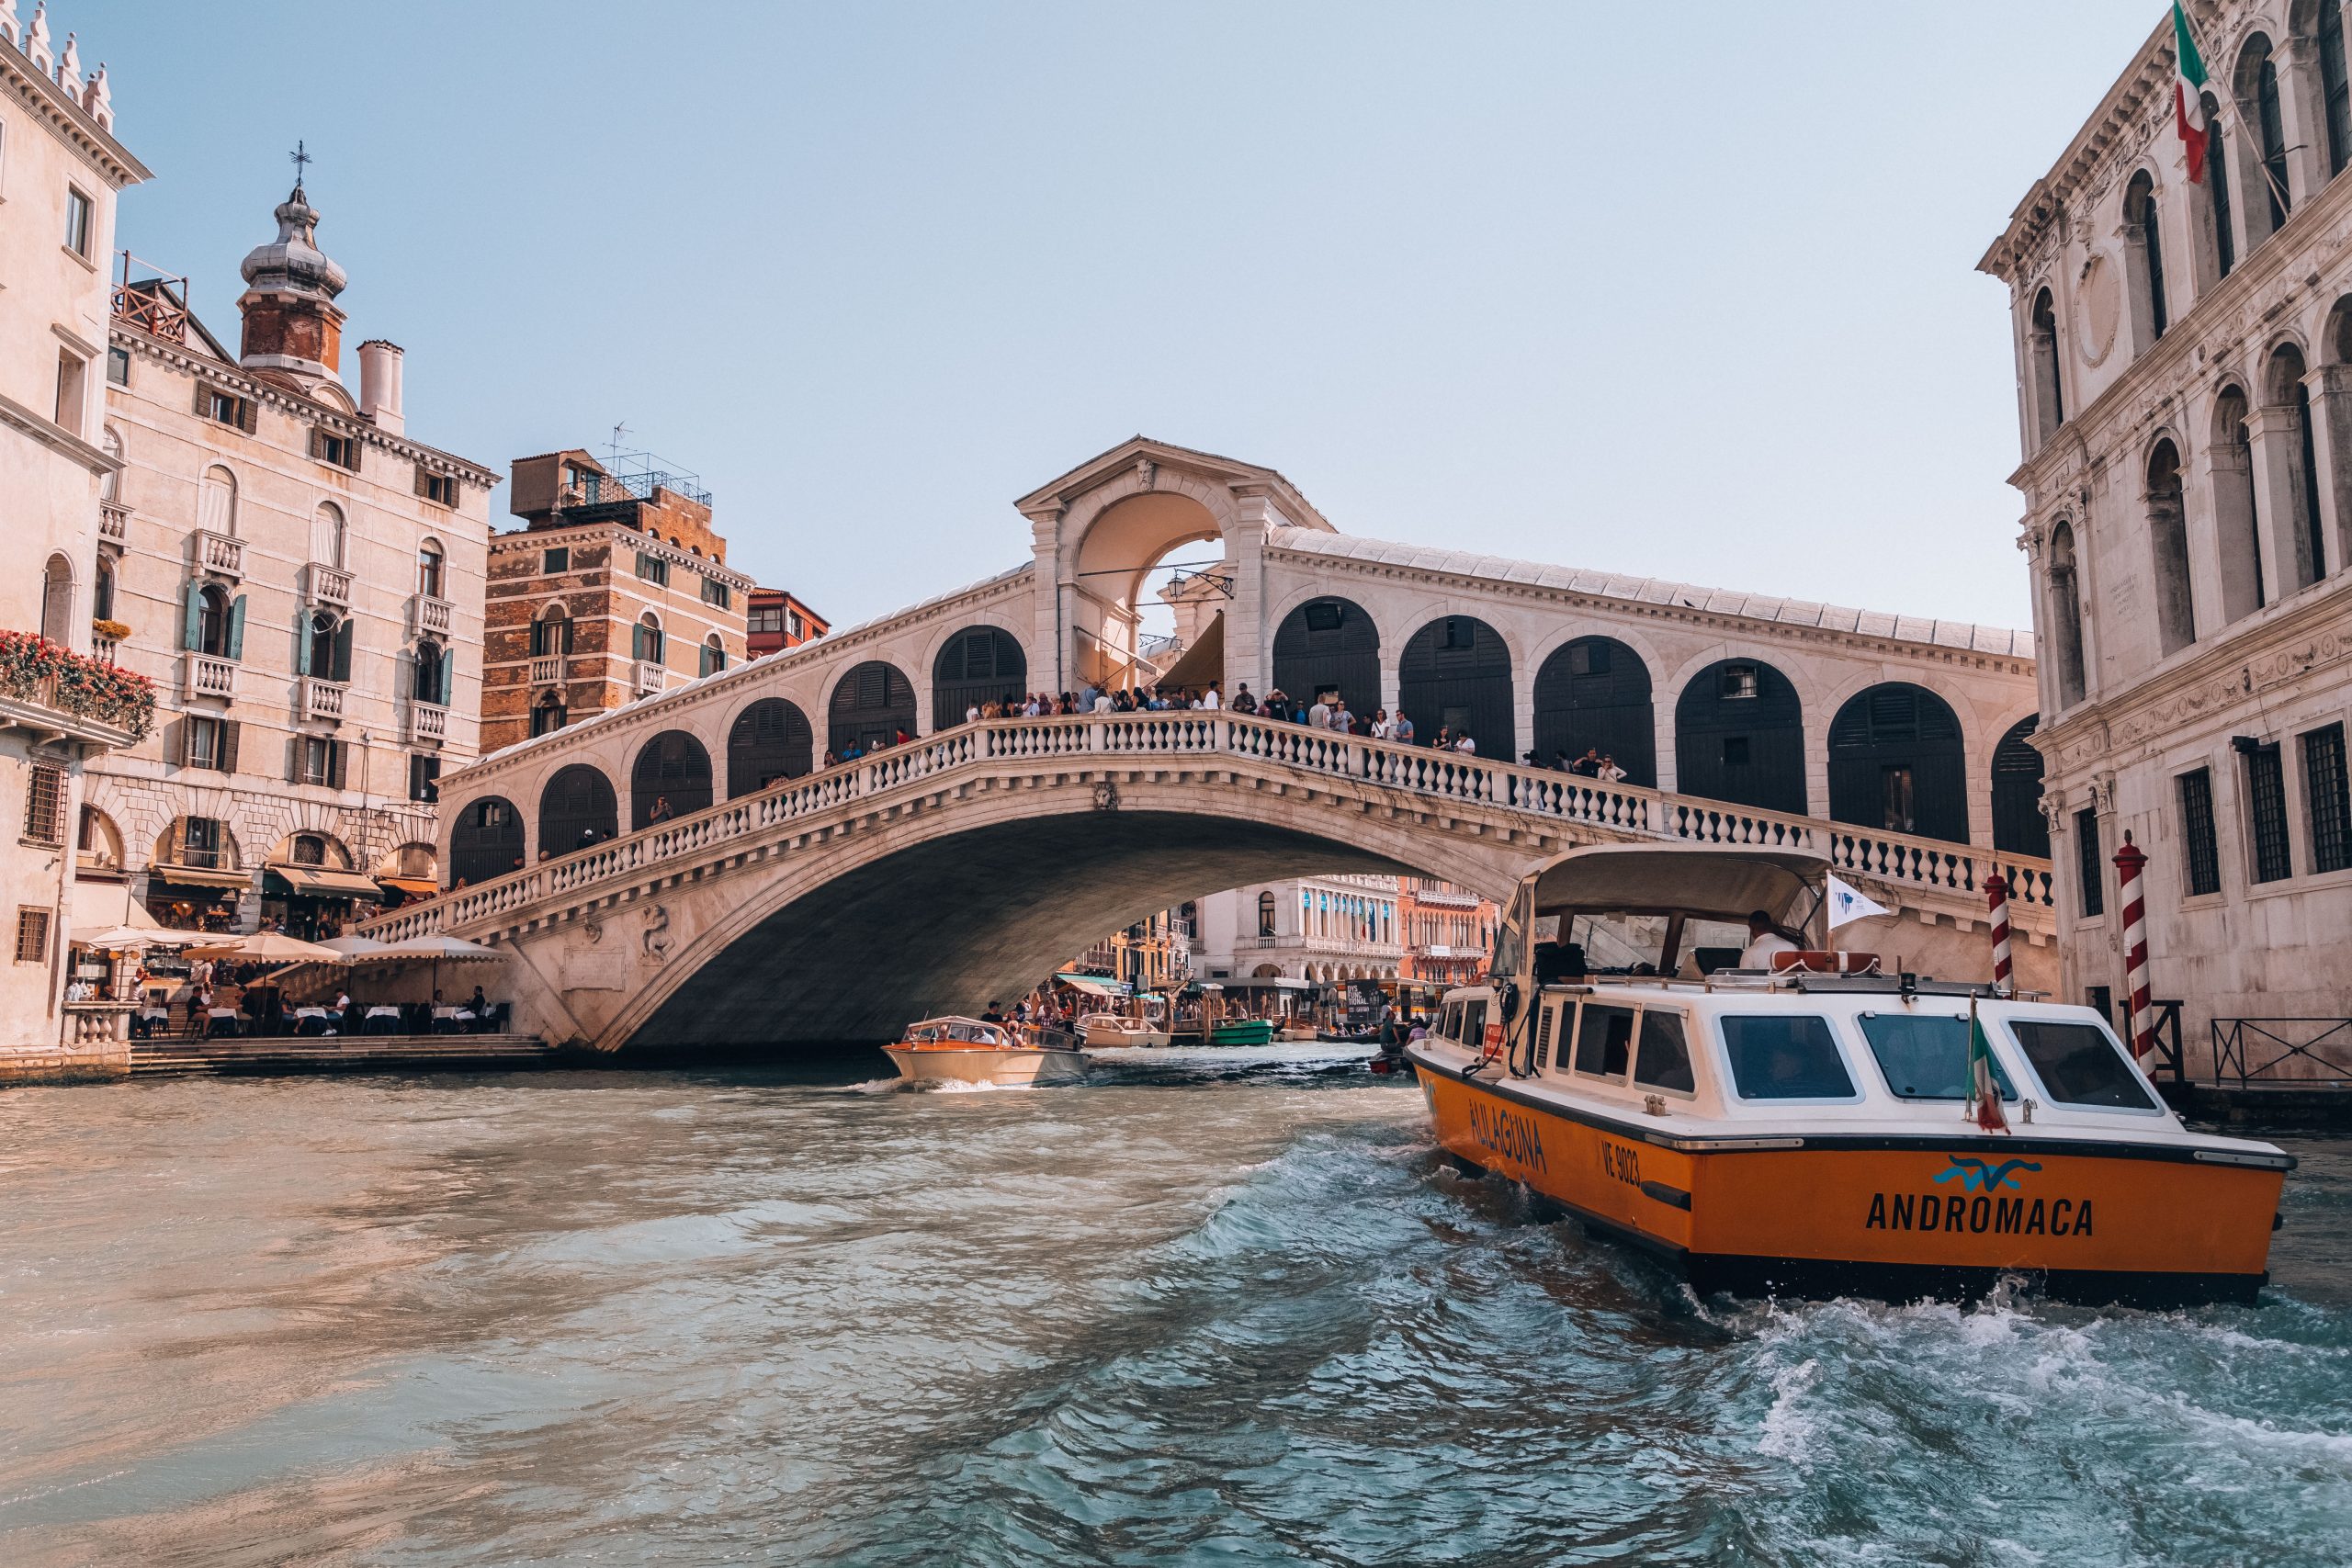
xmin=369 ymin=437 xmax=2058 ymax=1051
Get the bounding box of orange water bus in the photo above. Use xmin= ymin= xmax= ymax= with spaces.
xmin=1405 ymin=845 xmax=2293 ymax=1306
xmin=885 ymin=1017 xmax=1090 ymax=1088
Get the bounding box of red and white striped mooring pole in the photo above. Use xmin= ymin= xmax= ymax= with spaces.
xmin=1984 ymin=871 xmax=2013 ymax=998
xmin=2112 ymin=831 xmax=2154 ymax=1059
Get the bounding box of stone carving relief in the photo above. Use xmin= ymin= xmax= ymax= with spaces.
xmin=2075 ymin=252 xmax=2123 ymax=368
xmin=642 ymin=904 xmax=671 ymax=962
xmin=2105 ymin=625 xmax=2352 ymax=747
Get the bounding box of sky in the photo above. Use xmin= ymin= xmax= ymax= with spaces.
xmin=73 ymin=0 xmax=2165 ymax=632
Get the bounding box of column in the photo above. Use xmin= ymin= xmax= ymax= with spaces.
xmin=1225 ymin=494 xmax=1272 ymax=701
xmin=2244 ymin=404 xmax=2307 ymax=606
xmin=2306 ymin=362 xmax=2352 ymax=580
xmin=2278 ymin=39 xmax=2332 ymax=210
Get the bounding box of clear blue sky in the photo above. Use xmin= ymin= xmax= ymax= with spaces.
xmin=77 ymin=0 xmax=2161 ymax=631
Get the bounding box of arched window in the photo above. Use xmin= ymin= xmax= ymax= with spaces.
xmin=92 ymin=558 xmax=114 ymax=625
xmin=1397 ymin=615 xmax=1513 ymax=757
xmin=2324 ymin=0 xmax=2351 ymax=178
xmin=1990 ymin=716 xmax=2049 ymax=857
xmin=1827 ymin=682 xmax=1968 ymax=842
xmin=726 ymin=697 xmax=813 ymax=795
xmin=2045 ymin=523 xmax=2088 ymax=708
xmin=2029 ymin=288 xmax=2065 ymax=444
xmin=290 ymin=833 xmax=328 ymax=867
xmin=414 ymin=637 xmax=447 ymax=705
xmin=305 ymin=610 xmax=340 ymax=678
xmin=197 ymin=464 xmax=236 ymax=536
xmin=1673 ymin=660 xmax=1806 ymax=814
xmin=530 ymin=604 xmax=574 ymax=658
xmin=931 ymin=626 xmax=1027 ymax=729
xmin=2213 ymin=385 xmax=2267 ymax=619
xmin=530 ymin=692 xmax=567 ymax=737
xmin=632 ymin=613 xmax=663 ymax=664
xmin=415 ymin=539 xmax=445 ymax=599
xmin=100 ymin=427 xmax=121 ymax=502
xmin=2124 ymin=171 xmax=2167 ymax=346
xmin=2268 ymin=341 xmax=2329 ymax=590
xmin=630 ymin=729 xmax=714 ymax=829
xmin=194 ymin=583 xmax=232 ymax=657
xmin=538 ymin=765 xmax=617 ymax=854
xmin=1532 ymin=636 xmax=1655 ymax=784
xmin=2146 ymin=439 xmax=2196 ymax=654
xmin=2204 ymin=89 xmax=2238 ymax=279
xmin=1257 ymin=890 xmax=1277 ymax=937
xmin=699 ymin=634 xmax=726 ymax=677
xmin=40 ymin=554 xmax=73 ymax=644
xmin=1271 ymin=597 xmax=1380 ymax=724
xmin=449 ymin=795 xmax=524 ymax=885
xmin=828 ymin=660 xmax=916 ymax=754
xmin=311 ymin=502 xmax=345 ymax=570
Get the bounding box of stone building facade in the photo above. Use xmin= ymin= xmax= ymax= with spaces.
xmin=1983 ymin=0 xmax=2352 ymax=1064
xmin=1193 ymin=874 xmax=1406 ymax=985
xmin=85 ymin=179 xmax=496 ymax=936
xmin=1398 ymin=878 xmax=1500 ymax=987
xmin=480 ymin=449 xmax=753 ymax=767
xmin=0 ymin=9 xmax=147 ymax=1062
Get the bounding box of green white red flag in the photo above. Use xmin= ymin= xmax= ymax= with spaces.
xmin=1967 ymin=995 xmax=2009 ymax=1134
xmin=2175 ymin=2 xmax=2210 ymax=183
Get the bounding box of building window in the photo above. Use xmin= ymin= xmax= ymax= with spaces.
xmin=15 ymin=908 xmax=51 ymax=964
xmin=542 ymin=547 xmax=570 ymax=574
xmin=2075 ymin=807 xmax=2103 ymax=917
xmin=418 ymin=470 xmax=458 ymax=507
xmin=1257 ymin=890 xmax=1277 ymax=936
xmin=311 ymin=428 xmax=359 ymax=470
xmin=2256 ymin=43 xmax=2292 ymax=231
xmin=636 ymin=550 xmax=671 ymax=587
xmin=2178 ymin=768 xmax=2222 ymax=897
xmin=414 ymin=639 xmax=450 ymax=705
xmin=786 ymin=610 xmax=805 ymax=637
xmin=2205 ymin=93 xmax=2236 ymax=277
xmin=53 ymin=349 xmax=85 ymax=435
xmin=2305 ymin=723 xmax=2351 ymax=874
xmin=23 ymin=765 xmax=63 ymax=845
xmin=409 ymin=753 xmax=441 ymax=804
xmin=530 ymin=698 xmax=567 ymax=737
xmin=2326 ymin=0 xmax=2352 ymax=178
xmin=295 ymin=736 xmax=345 ymax=788
xmin=530 ymin=609 xmax=574 ymax=657
xmin=180 ymin=716 xmax=238 ymax=773
xmin=633 ymin=615 xmax=664 ymax=663
xmin=291 ymin=833 xmax=327 ymax=867
xmin=2245 ymin=741 xmax=2292 ymax=884
xmin=749 ymin=606 xmax=783 ymax=635
xmin=63 ymin=186 xmax=92 ymax=256
xmin=700 ymin=575 xmax=730 ymax=609
xmin=700 ymin=636 xmax=726 ymax=677
xmin=1720 ymin=663 xmax=1758 ymax=700
xmin=204 ymin=389 xmax=252 ymax=430
xmin=416 ymin=542 xmax=446 ymax=599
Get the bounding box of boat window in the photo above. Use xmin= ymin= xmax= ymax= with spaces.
xmin=1442 ymin=1001 xmax=1463 ymax=1041
xmin=1720 ymin=1015 xmax=1857 ymax=1100
xmin=1461 ymin=999 xmax=1488 ymax=1047
xmin=1633 ymin=1010 xmax=1695 ymax=1094
xmin=2007 ymin=1020 xmax=2158 ymax=1111
xmin=1859 ymin=1013 xmax=2015 ymax=1100
xmin=1572 ymin=1003 xmax=1636 ymax=1080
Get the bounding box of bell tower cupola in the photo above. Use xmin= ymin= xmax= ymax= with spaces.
xmin=235 ymin=150 xmax=349 ymax=393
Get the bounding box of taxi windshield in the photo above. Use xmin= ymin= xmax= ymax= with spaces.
xmin=1859 ymin=1013 xmax=2015 ymax=1100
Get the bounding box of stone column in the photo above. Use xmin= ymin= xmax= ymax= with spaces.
xmin=1226 ymin=492 xmax=1274 ymax=700
xmin=2306 ymin=363 xmax=2352 ymax=580
xmin=2278 ymin=39 xmax=2332 ymax=210
xmin=2244 ymin=404 xmax=2308 ymax=606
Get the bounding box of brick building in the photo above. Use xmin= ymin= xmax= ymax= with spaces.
xmin=747 ymin=586 xmax=828 ymax=659
xmin=480 ymin=450 xmax=753 ymax=773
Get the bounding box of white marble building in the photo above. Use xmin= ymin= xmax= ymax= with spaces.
xmin=1983 ymin=0 xmax=2352 ymax=1068
xmin=1192 ymin=874 xmax=1405 ymax=987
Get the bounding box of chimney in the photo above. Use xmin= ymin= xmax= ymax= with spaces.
xmin=357 ymin=340 xmax=404 ymax=435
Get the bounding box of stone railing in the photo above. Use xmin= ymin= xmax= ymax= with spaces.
xmin=409 ymin=701 xmax=447 ymax=745
xmin=62 ymin=1002 xmax=135 ymax=1044
xmin=98 ymin=500 xmax=130 ymax=544
xmin=308 ymin=562 xmax=353 ymax=608
xmin=529 ymin=655 xmax=563 ymax=685
xmin=365 ymin=714 xmax=2057 ymax=946
xmin=633 ymin=660 xmax=667 ymax=697
xmin=197 ymin=530 xmax=243 ymax=578
xmin=185 ymin=653 xmax=235 ymax=702
xmin=300 ymin=677 xmax=345 ymax=722
xmin=414 ymin=594 xmax=454 ymax=637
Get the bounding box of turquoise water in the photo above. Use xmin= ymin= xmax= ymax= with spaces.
xmin=0 ymin=1047 xmax=2346 ymax=1566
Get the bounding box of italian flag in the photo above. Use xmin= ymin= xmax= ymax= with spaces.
xmin=1967 ymin=996 xmax=2009 ymax=1134
xmin=2175 ymin=2 xmax=2210 ymax=183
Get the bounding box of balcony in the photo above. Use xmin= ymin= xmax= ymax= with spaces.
xmin=196 ymin=530 xmax=243 ymax=579
xmin=633 ymin=660 xmax=667 ymax=697
xmin=308 ymin=563 xmax=353 ymax=609
xmin=0 ymin=631 xmax=154 ymax=746
xmin=98 ymin=500 xmax=130 ymax=546
xmin=529 ymin=655 xmax=563 ymax=685
xmin=300 ymin=677 xmax=345 ymax=723
xmin=413 ymin=594 xmax=453 ymax=637
xmin=184 ymin=653 xmax=235 ymax=703
xmin=409 ymin=701 xmax=447 ymax=746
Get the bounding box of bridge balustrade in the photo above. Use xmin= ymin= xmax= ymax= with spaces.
xmin=366 ymin=713 xmax=2054 ymax=946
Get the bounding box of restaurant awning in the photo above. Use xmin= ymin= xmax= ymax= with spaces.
xmin=1057 ymin=975 xmax=1126 ymax=997
xmin=72 ymin=877 xmax=160 ymax=932
xmin=266 ymin=864 xmax=386 ymax=900
xmin=377 ymin=876 xmax=438 ymax=897
xmin=148 ymin=864 xmax=252 ymax=890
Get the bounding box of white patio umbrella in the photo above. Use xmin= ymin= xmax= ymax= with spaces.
xmin=320 ymin=934 xmax=395 ymax=959
xmin=72 ymin=926 xmax=192 ymax=950
xmin=375 ymin=933 xmax=504 ymax=1008
xmin=185 ymin=931 xmax=345 ymax=964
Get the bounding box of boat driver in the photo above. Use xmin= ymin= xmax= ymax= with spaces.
xmin=1738 ymin=910 xmax=1800 ymax=970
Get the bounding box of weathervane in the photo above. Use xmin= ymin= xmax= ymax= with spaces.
xmin=289 ymin=139 xmax=311 ymax=186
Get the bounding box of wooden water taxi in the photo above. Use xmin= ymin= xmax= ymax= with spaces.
xmin=1080 ymin=1011 xmax=1172 ymax=1048
xmin=886 ymin=1016 xmax=1090 ymax=1087
xmin=1406 ymin=844 xmax=2292 ymax=1306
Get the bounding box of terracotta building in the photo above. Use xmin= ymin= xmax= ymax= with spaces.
xmin=747 ymin=586 xmax=828 ymax=659
xmin=480 ymin=451 xmax=753 ymax=772
xmin=1397 ymin=877 xmax=1499 ymax=987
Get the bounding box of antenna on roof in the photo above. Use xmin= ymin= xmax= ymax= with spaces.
xmin=609 ymin=421 xmax=631 ymax=460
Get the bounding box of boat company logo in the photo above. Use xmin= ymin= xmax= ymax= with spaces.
xmin=1864 ymin=1156 xmax=2094 ymax=1237
xmin=1464 ymin=1098 xmax=1548 ymax=1174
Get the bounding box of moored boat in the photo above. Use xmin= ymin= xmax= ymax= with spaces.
xmin=886 ymin=1016 xmax=1090 ymax=1087
xmin=1406 ymin=844 xmax=2293 ymax=1306
xmin=1080 ymin=1011 xmax=1173 ymax=1048
xmin=1208 ymin=1018 xmax=1277 ymax=1047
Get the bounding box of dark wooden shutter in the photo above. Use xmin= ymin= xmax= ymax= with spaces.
xmin=414 ymin=465 xmax=431 ymax=498
xmin=285 ymin=736 xmax=300 ymax=784
xmin=219 ymin=719 xmax=240 ymax=774
xmin=193 ymin=379 xmax=213 ymax=416
xmin=332 ymin=618 xmax=355 ymax=682
xmin=237 ymin=395 xmax=257 ymax=434
xmin=329 ymin=739 xmax=347 ymax=790
xmin=167 ymin=717 xmax=185 ymax=766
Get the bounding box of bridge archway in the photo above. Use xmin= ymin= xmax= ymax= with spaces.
xmin=1826 ymin=682 xmax=1967 ymax=842
xmin=1272 ymin=596 xmax=1381 ymax=719
xmin=1397 ymin=615 xmax=1514 ymax=755
xmin=1674 ymin=659 xmax=1806 ymax=814
xmin=540 ymin=764 xmax=618 ymax=855
xmin=631 ymin=730 xmax=714 ymax=829
xmin=1066 ymin=490 xmax=1227 ymax=690
xmin=1532 ymin=636 xmax=1655 ymax=784
xmin=727 ymin=698 xmax=813 ymax=795
xmin=448 ymin=795 xmax=522 ymax=886
xmin=933 ymin=626 xmax=1027 ymax=728
xmin=1991 ymin=715 xmax=2048 ymax=856
xmin=828 ymin=661 xmax=916 ymax=754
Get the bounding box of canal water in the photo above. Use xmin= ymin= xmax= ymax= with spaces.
xmin=1 ymin=1046 xmax=2347 ymax=1567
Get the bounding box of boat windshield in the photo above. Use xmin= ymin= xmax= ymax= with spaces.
xmin=1858 ymin=1013 xmax=2015 ymax=1100
xmin=2007 ymin=1020 xmax=2157 ymax=1111
xmin=1720 ymin=1014 xmax=1857 ymax=1100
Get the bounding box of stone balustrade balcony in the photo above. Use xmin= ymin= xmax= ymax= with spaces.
xmin=98 ymin=500 xmax=130 ymax=546
xmin=300 ymin=677 xmax=345 ymax=723
xmin=413 ymin=594 xmax=453 ymax=637
xmin=196 ymin=530 xmax=243 ymax=579
xmin=633 ymin=660 xmax=667 ymax=697
xmin=184 ymin=653 xmax=235 ymax=704
xmin=529 ymin=655 xmax=563 ymax=685
xmin=409 ymin=700 xmax=447 ymax=747
xmin=308 ymin=563 xmax=353 ymax=609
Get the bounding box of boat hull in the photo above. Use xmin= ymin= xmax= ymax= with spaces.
xmin=1082 ymin=1022 xmax=1171 ymax=1048
xmin=1208 ymin=1021 xmax=1276 ymax=1047
xmin=1413 ymin=1052 xmax=2282 ymax=1306
xmin=884 ymin=1045 xmax=1089 ymax=1087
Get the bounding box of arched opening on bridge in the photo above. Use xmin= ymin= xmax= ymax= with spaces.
xmin=1397 ymin=615 xmax=1513 ymax=756
xmin=449 ymin=795 xmax=522 ymax=886
xmin=1532 ymin=637 xmax=1655 ymax=783
xmin=933 ymin=626 xmax=1026 ymax=728
xmin=829 ymin=661 xmax=917 ymax=754
xmin=1990 ymin=715 xmax=2049 ymax=856
xmin=540 ymin=764 xmax=618 ymax=854
xmin=727 ymin=698 xmax=813 ymax=795
xmin=1272 ymin=596 xmax=1380 ymax=720
xmin=1072 ymin=491 xmax=1227 ymax=695
xmin=1826 ymin=682 xmax=1967 ymax=842
xmin=632 ymin=730 xmax=714 ymax=829
xmin=1674 ymin=659 xmax=1806 ymax=814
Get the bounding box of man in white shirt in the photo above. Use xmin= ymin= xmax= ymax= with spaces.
xmin=965 ymin=704 xmax=981 ymax=724
xmin=1454 ymin=734 xmax=1476 ymax=755
xmin=1201 ymin=682 xmax=1221 ymax=711
xmin=1091 ymin=691 xmax=1114 ymax=714
xmin=1738 ymin=910 xmax=1800 ymax=969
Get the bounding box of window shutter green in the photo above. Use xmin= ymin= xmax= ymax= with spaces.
xmin=438 ymin=646 xmax=456 ymax=705
xmin=333 ymin=618 xmax=355 ymax=682
xmin=293 ymin=611 xmax=311 ymax=676
xmin=182 ymin=581 xmax=205 ymax=651
xmin=226 ymin=594 xmax=246 ymax=660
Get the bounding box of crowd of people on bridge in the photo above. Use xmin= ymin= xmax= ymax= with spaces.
xmin=940 ymin=680 xmax=1510 ymax=756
